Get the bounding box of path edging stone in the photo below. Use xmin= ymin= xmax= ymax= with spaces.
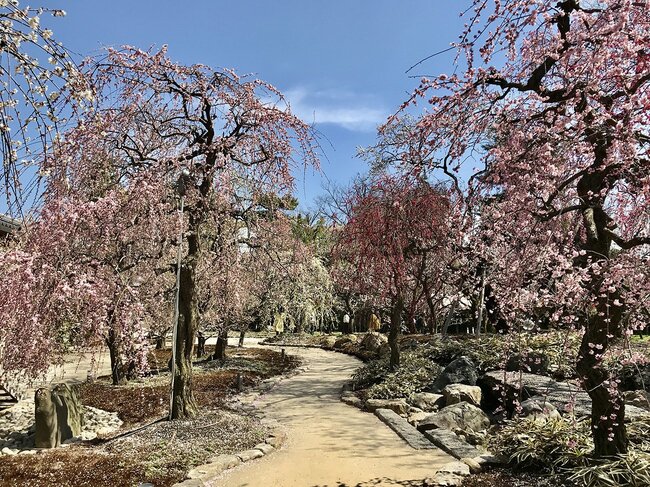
xmin=374 ymin=408 xmax=437 ymax=450
xmin=173 ymin=429 xmax=286 ymax=486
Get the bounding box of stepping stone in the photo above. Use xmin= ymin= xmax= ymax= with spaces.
xmin=423 ymin=429 xmax=483 ymax=460
xmin=374 ymin=408 xmax=437 ymax=450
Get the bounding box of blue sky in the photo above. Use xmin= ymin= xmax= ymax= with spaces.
xmin=39 ymin=1 xmax=464 ymax=208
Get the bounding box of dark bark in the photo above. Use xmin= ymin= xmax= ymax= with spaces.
xmin=171 ymin=261 xmax=198 ymax=420
xmin=213 ymin=328 xmax=228 ymax=361
xmin=238 ymin=329 xmax=246 ymax=347
xmin=196 ymin=332 xmax=206 ymax=358
xmin=106 ymin=329 xmax=126 ymax=386
xmin=155 ymin=336 xmax=166 ymax=350
xmin=574 ymin=170 xmax=628 ymax=455
xmin=389 ymin=296 xmax=403 ymax=370
xmin=576 ymin=308 xmax=627 ymax=456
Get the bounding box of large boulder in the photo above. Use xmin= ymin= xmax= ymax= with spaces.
xmin=365 ymin=399 xmax=409 ymax=415
xmin=621 ymin=363 xmax=650 ymax=392
xmin=506 ymin=352 xmax=549 ymax=375
xmin=417 ymin=402 xmax=490 ymax=433
xmin=34 ymin=384 xmax=84 ymax=448
xmin=625 ymin=390 xmax=650 ymax=410
xmin=333 ymin=335 xmax=357 ymax=349
xmin=443 ymin=384 xmax=482 ymax=407
xmin=409 ymin=392 xmax=444 ymax=412
xmin=360 ymin=332 xmax=388 ymax=354
xmin=319 ymin=336 xmax=337 ymax=349
xmin=430 ymin=356 xmax=478 ymax=392
xmin=34 ymin=388 xmax=58 ymax=448
xmin=53 ymin=384 xmax=83 ymax=440
xmin=519 ymin=396 xmax=560 ymax=421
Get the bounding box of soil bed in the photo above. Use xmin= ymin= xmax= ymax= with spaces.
xmin=0 ymin=346 xmax=298 ymax=487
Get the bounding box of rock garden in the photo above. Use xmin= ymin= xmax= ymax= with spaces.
xmin=281 ymin=331 xmax=650 ymax=486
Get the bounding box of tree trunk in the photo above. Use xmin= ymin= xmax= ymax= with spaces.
xmin=238 ymin=329 xmax=246 ymax=347
xmin=155 ymin=336 xmax=166 ymax=350
xmin=171 ymin=262 xmax=198 ymax=420
xmin=442 ymin=299 xmax=459 ymax=336
xmin=423 ymin=281 xmax=438 ymax=334
xmin=213 ymin=329 xmax=228 ymax=361
xmin=476 ymin=269 xmax=486 ymax=337
xmin=576 ymin=305 xmax=627 ymax=456
xmin=106 ymin=329 xmax=126 ymax=386
xmin=389 ymin=296 xmax=403 ymax=370
xmin=575 ymin=171 xmax=627 ymax=455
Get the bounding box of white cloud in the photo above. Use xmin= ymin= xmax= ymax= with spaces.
xmin=282 ymin=87 xmax=387 ymax=132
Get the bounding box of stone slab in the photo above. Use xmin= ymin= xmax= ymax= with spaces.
xmin=423 ymin=428 xmax=483 ymax=460
xmin=374 ymin=408 xmax=437 ymax=450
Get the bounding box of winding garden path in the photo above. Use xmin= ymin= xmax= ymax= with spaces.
xmin=216 ymin=344 xmax=454 ymax=487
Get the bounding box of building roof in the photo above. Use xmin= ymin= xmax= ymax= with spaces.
xmin=0 ymin=214 xmax=21 ymax=236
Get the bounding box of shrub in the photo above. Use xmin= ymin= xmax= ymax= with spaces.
xmin=567 ymin=452 xmax=650 ymax=487
xmin=354 ymin=352 xmax=441 ymax=400
xmin=490 ymin=416 xmax=592 ymax=473
xmin=351 ymin=357 xmax=392 ymax=389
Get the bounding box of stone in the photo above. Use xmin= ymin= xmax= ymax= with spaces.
xmin=625 ymin=405 xmax=650 ymax=422
xmin=265 ymin=431 xmax=286 ymax=448
xmin=34 ymin=387 xmax=59 ymax=448
xmin=423 ymin=429 xmax=483 ymax=459
xmin=479 ymin=370 xmax=591 ymax=417
xmin=408 ymin=411 xmax=430 ymax=426
xmin=341 ymin=396 xmax=363 ymax=408
xmin=430 ymin=357 xmax=478 ymax=392
xmin=333 ymin=335 xmax=357 ymax=349
xmin=506 ymin=352 xmax=549 ymax=375
xmin=254 ymin=442 xmax=274 ymax=455
xmin=319 ymin=336 xmax=337 ymax=349
xmin=34 ymin=384 xmax=84 ymax=449
xmin=474 ymin=453 xmax=503 ymax=467
xmin=417 ymin=402 xmax=490 ymax=433
xmin=205 ymin=454 xmax=241 ymax=470
xmin=187 ymin=454 xmax=236 ymax=480
xmin=460 ymin=457 xmax=483 ymax=474
xmin=1 ymin=447 xmax=16 ymax=455
xmin=237 ymin=448 xmax=264 ymax=462
xmin=374 ymin=408 xmax=437 ymax=450
xmin=443 ymin=384 xmax=482 ymax=407
xmin=519 ymin=396 xmax=560 ymax=420
xmin=423 ymin=474 xmax=464 ymax=487
xmin=423 ymin=461 xmax=471 ymax=487
xmin=174 ymin=479 xmax=205 ymax=487
xmin=620 ymin=363 xmax=650 ymax=392
xmin=52 ymin=384 xmax=83 ymax=441
xmin=625 ymin=390 xmax=650 ymax=410
xmin=365 ymin=399 xmax=409 ymax=415
xmin=409 ymin=392 xmax=445 ymax=412
xmin=359 ymin=332 xmax=388 ymax=353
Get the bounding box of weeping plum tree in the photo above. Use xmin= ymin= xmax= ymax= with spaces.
xmin=0 ymin=1 xmax=90 ymax=214
xmin=390 ymin=0 xmax=650 ymax=455
xmin=334 ymin=175 xmax=450 ymax=369
xmin=79 ymin=47 xmax=318 ymax=419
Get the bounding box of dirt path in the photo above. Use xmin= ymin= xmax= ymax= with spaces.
xmin=216 ymin=346 xmax=454 ymax=487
